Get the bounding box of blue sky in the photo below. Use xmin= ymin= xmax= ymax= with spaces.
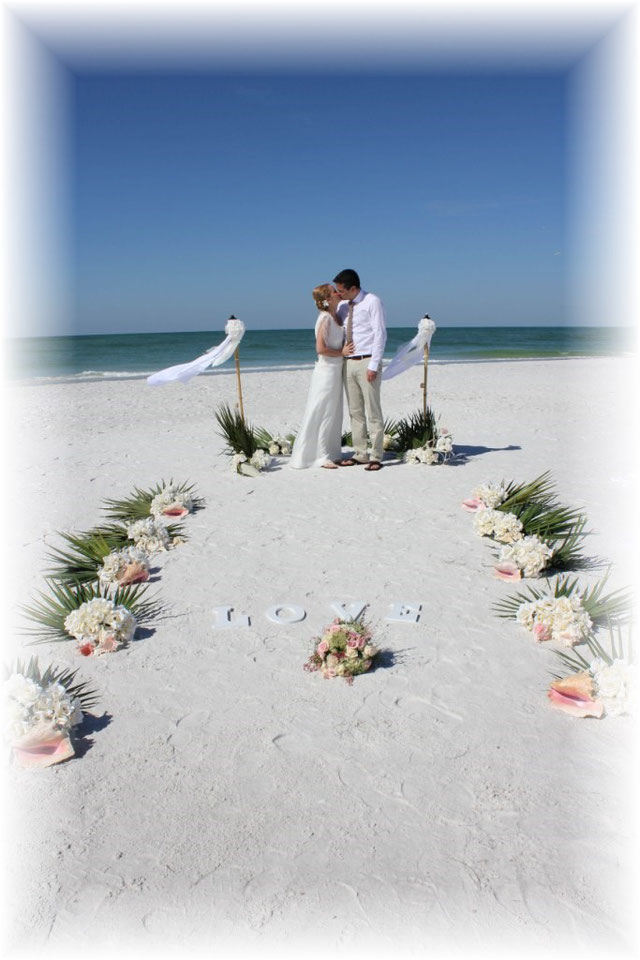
xmin=72 ymin=71 xmax=568 ymax=332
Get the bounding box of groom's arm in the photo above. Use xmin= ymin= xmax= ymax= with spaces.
xmin=368 ymin=296 xmax=387 ymax=380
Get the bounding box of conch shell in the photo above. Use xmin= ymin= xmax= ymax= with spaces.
xmin=548 ymin=671 xmax=604 ymax=718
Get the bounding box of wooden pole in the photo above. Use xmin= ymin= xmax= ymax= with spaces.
xmin=422 ymin=343 xmax=429 ymax=416
xmin=235 ymin=347 xmax=245 ymax=419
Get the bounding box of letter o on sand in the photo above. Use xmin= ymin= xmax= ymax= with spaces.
xmin=265 ymin=605 xmax=306 ymax=624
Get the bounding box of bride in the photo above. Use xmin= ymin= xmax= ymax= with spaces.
xmin=290 ymin=284 xmax=354 ymax=469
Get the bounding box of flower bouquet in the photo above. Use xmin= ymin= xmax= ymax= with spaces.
xmin=46 ymin=530 xmax=150 ymax=586
xmin=215 ymin=403 xmax=272 ymax=476
xmin=3 ymin=657 xmax=98 ymax=767
xmin=493 ymin=574 xmax=632 ymax=646
xmin=547 ymin=622 xmax=634 ymax=718
xmin=102 ymin=479 xmax=203 ymax=522
xmin=304 ymin=617 xmax=380 ymax=684
xmin=20 ymin=580 xmax=162 ymax=655
xmin=254 ymin=427 xmax=297 ymax=457
xmin=126 ymin=516 xmax=185 ymax=554
xmin=390 ymin=409 xmax=454 ymax=465
xmin=462 ymin=471 xmax=556 ymax=513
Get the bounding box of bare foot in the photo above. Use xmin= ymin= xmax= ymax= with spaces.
xmin=337 ymin=459 xmax=358 ymax=466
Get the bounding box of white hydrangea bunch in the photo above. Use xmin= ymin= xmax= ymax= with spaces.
xmin=267 ymin=435 xmax=292 ymax=456
xmin=472 ymin=482 xmax=507 ymax=509
xmin=516 ymin=595 xmax=592 ymax=645
xmin=98 ymin=546 xmax=150 ymax=586
xmin=498 ymin=535 xmax=554 ymax=578
xmin=435 ymin=433 xmax=453 ymax=455
xmin=3 ymin=673 xmax=83 ymax=742
xmin=250 ymin=449 xmax=272 ymax=470
xmin=150 ymin=485 xmax=193 ymax=517
xmin=404 ymin=445 xmax=440 ymax=465
xmin=473 ymin=508 xmax=523 ymax=542
xmin=591 ymin=658 xmax=635 ymax=717
xmin=127 ymin=517 xmax=172 ymax=553
xmin=383 ymin=433 xmax=399 ymax=451
xmin=64 ymin=597 xmax=137 ymax=655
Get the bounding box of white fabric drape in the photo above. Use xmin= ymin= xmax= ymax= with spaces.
xmin=381 ymin=317 xmax=437 ymax=381
xmin=147 ymin=319 xmax=246 ymax=386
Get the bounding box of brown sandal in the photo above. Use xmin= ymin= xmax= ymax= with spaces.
xmin=338 ymin=458 xmax=358 ymax=466
xmin=365 ymin=461 xmax=383 ymax=471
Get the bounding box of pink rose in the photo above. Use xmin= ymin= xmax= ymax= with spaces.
xmin=328 ymin=624 xmax=342 ymax=634
xmin=347 ymin=639 xmax=359 ymax=648
xmin=317 ymin=640 xmax=329 ymax=656
xmin=356 ymin=636 xmax=366 ymax=649
xmin=493 ymin=562 xmax=522 ymax=581
xmin=533 ymin=622 xmax=551 ymax=642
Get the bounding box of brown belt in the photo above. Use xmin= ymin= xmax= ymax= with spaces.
xmin=346 ymin=354 xmax=372 ymax=360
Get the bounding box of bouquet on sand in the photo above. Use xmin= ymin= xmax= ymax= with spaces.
xmin=547 ymin=621 xmax=634 ymax=719
xmin=215 ymin=403 xmax=272 ymax=476
xmin=304 ymin=616 xmax=380 ymax=684
xmin=463 ymin=472 xmax=588 ymax=578
xmin=3 ymin=657 xmax=98 ymax=768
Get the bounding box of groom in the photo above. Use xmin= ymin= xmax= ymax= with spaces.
xmin=334 ymin=268 xmax=387 ymax=471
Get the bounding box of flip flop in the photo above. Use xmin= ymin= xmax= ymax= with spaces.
xmin=365 ymin=461 xmax=383 ymax=471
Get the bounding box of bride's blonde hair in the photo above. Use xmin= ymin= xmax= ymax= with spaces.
xmin=312 ymin=283 xmax=333 ymax=312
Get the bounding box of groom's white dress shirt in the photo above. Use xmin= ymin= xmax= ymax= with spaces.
xmin=337 ymin=289 xmax=387 ymax=373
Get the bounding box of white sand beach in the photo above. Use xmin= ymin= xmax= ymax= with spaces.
xmin=5 ymin=357 xmax=638 ymax=959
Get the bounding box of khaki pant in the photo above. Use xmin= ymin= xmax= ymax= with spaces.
xmin=343 ymin=358 xmax=384 ymax=462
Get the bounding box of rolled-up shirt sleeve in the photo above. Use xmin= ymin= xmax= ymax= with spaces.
xmin=369 ymin=296 xmax=387 ymax=372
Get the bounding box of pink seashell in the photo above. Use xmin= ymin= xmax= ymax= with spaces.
xmin=493 ymin=562 xmax=522 ymax=581
xmin=548 ymin=672 xmax=604 ymax=718
xmin=461 ymin=498 xmax=483 ymax=511
xmin=118 ymin=562 xmax=150 ymax=586
xmin=78 ymin=642 xmax=94 ymax=657
xmin=100 ymin=635 xmax=118 ymax=653
xmin=13 ymin=732 xmax=75 ymax=768
xmin=533 ymin=622 xmax=551 ymax=642
xmin=161 ymin=503 xmax=189 ymax=518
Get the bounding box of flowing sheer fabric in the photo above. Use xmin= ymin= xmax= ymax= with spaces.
xmin=290 ymin=313 xmax=344 ymax=469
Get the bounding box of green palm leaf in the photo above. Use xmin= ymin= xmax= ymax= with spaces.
xmin=512 ymin=502 xmax=588 ymax=540
xmin=45 ymin=531 xmax=116 ymax=584
xmin=498 ymin=471 xmax=557 ymax=511
xmin=20 ymin=579 xmax=163 ymax=644
xmin=254 ymin=426 xmax=298 ymax=448
xmin=550 ymin=620 xmax=633 ymax=679
xmin=390 ymin=409 xmax=439 ymax=453
xmin=102 ymin=478 xmax=203 ymax=521
xmin=215 ymin=403 xmax=260 ymax=457
xmin=4 ymin=656 xmax=100 ymax=712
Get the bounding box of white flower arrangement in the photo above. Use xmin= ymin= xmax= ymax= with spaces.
xmin=472 ymin=482 xmax=507 ymax=509
xmin=516 ymin=595 xmax=592 ymax=646
xmin=232 ymin=450 xmax=272 ymax=474
xmin=126 ymin=517 xmax=172 ymax=553
xmin=498 ymin=535 xmax=554 ymax=578
xmin=267 ymin=435 xmax=292 ymax=456
xmin=3 ymin=674 xmax=83 ymax=744
xmin=590 ymin=658 xmax=635 ymax=717
xmin=473 ymin=508 xmax=523 ymax=543
xmin=150 ymin=484 xmax=193 ymax=518
xmin=63 ymin=597 xmax=137 ymax=656
xmin=383 ymin=433 xmax=399 ymax=451
xmin=98 ymin=546 xmax=150 ymax=587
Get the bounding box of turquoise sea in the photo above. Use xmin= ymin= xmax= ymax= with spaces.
xmin=7 ymin=326 xmax=635 ymax=383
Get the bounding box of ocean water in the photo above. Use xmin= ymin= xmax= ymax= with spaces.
xmin=6 ymin=326 xmax=635 ymax=383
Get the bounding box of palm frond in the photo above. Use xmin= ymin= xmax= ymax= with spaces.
xmin=550 ymin=619 xmax=633 ymax=679
xmin=102 ymin=479 xmax=204 ymax=521
xmin=20 ymin=579 xmax=163 ymax=644
xmin=4 ymin=656 xmax=100 ymax=711
xmin=254 ymin=427 xmax=298 ymax=448
xmin=498 ymin=471 xmax=557 ymax=511
xmin=547 ymin=520 xmax=590 ymax=570
xmin=215 ymin=403 xmax=260 ymax=457
xmin=44 ymin=531 xmax=115 ymax=584
xmin=512 ymin=502 xmax=588 ymax=540
xmin=393 ymin=408 xmax=439 ymax=453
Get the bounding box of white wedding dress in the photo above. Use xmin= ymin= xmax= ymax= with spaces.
xmin=290 ymin=312 xmax=344 ymax=469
